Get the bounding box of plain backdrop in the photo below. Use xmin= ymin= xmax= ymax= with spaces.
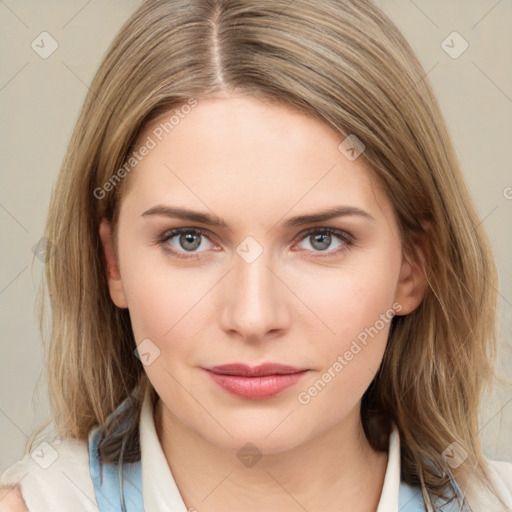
xmin=1 ymin=0 xmax=511 ymax=472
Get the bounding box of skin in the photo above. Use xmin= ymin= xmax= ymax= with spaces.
xmin=0 ymin=487 xmax=27 ymax=512
xmin=100 ymin=93 xmax=427 ymax=512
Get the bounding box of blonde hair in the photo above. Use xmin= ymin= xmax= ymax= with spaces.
xmin=37 ymin=0 xmax=504 ymax=509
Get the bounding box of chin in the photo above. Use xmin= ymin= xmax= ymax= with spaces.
xmin=197 ymin=419 xmax=313 ymax=455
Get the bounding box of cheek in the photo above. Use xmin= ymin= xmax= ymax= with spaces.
xmin=294 ymin=282 xmax=395 ymax=420
xmin=294 ymin=256 xmax=400 ymax=349
xmin=292 ymin=251 xmax=400 ymax=402
xmin=120 ymin=252 xmax=210 ymax=393
xmin=118 ymin=234 xmax=208 ymax=341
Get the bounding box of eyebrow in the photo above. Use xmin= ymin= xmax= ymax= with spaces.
xmin=141 ymin=204 xmax=375 ymax=229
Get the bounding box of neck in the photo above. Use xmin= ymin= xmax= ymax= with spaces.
xmin=154 ymin=400 xmax=388 ymax=512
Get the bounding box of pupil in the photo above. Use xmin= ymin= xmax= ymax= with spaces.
xmin=312 ymin=233 xmax=331 ymax=251
xmin=180 ymin=233 xmax=201 ymax=251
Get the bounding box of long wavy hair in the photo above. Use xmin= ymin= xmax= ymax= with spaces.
xmin=35 ymin=0 xmax=505 ymax=509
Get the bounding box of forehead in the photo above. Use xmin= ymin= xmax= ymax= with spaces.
xmin=122 ymin=95 xmax=391 ymax=224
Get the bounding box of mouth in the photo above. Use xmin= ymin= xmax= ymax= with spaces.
xmin=203 ymin=363 xmax=309 ymax=400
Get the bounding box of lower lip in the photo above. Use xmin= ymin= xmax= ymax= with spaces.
xmin=205 ymin=370 xmax=308 ymax=400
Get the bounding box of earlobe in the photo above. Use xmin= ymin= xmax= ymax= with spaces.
xmin=98 ymin=218 xmax=128 ymax=309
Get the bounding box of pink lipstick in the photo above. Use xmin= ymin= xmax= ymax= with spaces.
xmin=204 ymin=363 xmax=309 ymax=400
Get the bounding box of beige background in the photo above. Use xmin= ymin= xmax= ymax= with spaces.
xmin=1 ymin=0 xmax=511 ymax=472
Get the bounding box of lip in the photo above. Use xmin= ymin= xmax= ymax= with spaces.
xmin=204 ymin=363 xmax=309 ymax=400
xmin=207 ymin=363 xmax=307 ymax=377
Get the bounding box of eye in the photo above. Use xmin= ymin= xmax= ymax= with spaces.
xmin=295 ymin=228 xmax=353 ymax=256
xmin=158 ymin=228 xmax=214 ymax=259
xmin=156 ymin=226 xmax=353 ymax=260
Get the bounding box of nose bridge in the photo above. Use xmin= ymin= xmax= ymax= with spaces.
xmin=220 ymin=242 xmax=288 ymax=338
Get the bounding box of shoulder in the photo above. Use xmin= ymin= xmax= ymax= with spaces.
xmin=0 ymin=486 xmax=27 ymax=512
xmin=0 ymin=437 xmax=98 ymax=512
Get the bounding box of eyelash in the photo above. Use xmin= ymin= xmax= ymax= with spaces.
xmin=156 ymin=227 xmax=354 ymax=260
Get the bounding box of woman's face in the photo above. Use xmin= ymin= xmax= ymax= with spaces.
xmin=101 ymin=94 xmax=424 ymax=454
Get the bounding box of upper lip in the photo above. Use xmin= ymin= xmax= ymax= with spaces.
xmin=206 ymin=363 xmax=308 ymax=377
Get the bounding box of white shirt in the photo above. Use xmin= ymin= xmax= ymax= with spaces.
xmin=2 ymin=392 xmax=512 ymax=511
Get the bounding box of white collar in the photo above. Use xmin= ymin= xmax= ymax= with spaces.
xmin=140 ymin=392 xmax=403 ymax=511
xmin=377 ymin=425 xmax=401 ymax=511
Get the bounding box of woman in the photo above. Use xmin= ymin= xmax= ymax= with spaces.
xmin=1 ymin=0 xmax=511 ymax=510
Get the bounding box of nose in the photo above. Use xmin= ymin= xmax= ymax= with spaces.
xmin=219 ymin=247 xmax=291 ymax=342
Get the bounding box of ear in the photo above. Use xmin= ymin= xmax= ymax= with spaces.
xmin=98 ymin=218 xmax=128 ymax=309
xmin=394 ymin=224 xmax=430 ymax=316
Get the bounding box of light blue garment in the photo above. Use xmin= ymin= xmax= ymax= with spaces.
xmin=88 ymin=398 xmax=467 ymax=512
xmin=88 ymin=398 xmax=144 ymax=512
xmin=398 ymin=480 xmax=465 ymax=511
